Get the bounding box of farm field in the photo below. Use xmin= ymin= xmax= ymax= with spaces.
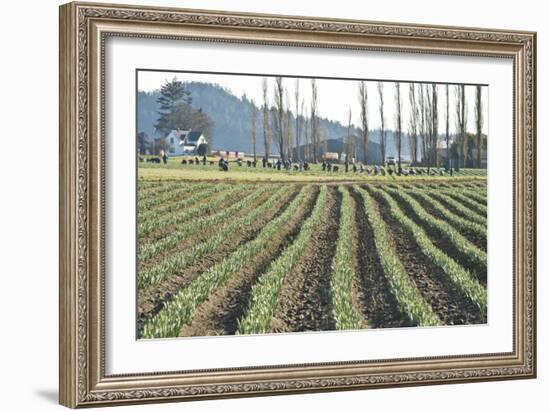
xmin=137 ymin=173 xmax=488 ymax=339
xmin=138 ymin=157 xmax=487 ymax=182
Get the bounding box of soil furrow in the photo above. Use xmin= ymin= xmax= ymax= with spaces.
xmin=406 ymin=190 xmax=486 ymax=252
xmin=136 ymin=186 xmax=302 ymax=334
xmin=138 ymin=186 xmax=269 ymax=270
xmin=370 ymin=187 xmax=485 ymax=325
xmin=178 ymin=186 xmax=320 ymax=337
xmin=388 ymin=190 xmax=487 ymax=287
xmin=267 ymin=186 xmax=340 ymax=333
xmin=350 ymin=187 xmax=412 ymax=328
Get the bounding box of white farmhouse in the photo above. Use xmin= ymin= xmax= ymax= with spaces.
xmin=162 ymin=129 xmax=208 ymax=156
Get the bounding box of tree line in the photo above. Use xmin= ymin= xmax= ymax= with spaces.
xmin=251 ymin=78 xmax=486 ymax=168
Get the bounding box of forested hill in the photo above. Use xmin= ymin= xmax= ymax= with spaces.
xmin=137 ymin=81 xmax=408 ymax=158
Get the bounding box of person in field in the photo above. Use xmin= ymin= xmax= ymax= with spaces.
xmin=162 ymin=151 xmax=168 ymax=164
xmin=218 ymin=156 xmax=228 ymax=171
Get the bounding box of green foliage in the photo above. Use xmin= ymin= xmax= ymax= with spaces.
xmin=138 ymin=183 xmax=203 ymax=214
xmin=237 ymin=186 xmax=329 ymax=334
xmin=370 ymin=187 xmax=487 ymax=314
xmin=438 ymin=189 xmax=487 ymax=216
xmin=141 ymin=186 xmax=314 ymax=338
xmin=405 ymin=187 xmax=486 ymax=242
xmin=138 ymin=187 xmax=269 ymax=276
xmin=138 ymin=184 xmax=232 ymax=238
xmin=383 ymin=187 xmax=487 ymax=271
xmin=154 ymin=77 xmax=213 ymax=141
xmin=329 ymin=186 xmax=364 ymax=330
xmin=355 ymin=187 xmax=441 ymax=326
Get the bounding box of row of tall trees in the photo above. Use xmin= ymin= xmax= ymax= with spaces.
xmin=371 ymin=82 xmax=484 ymax=168
xmin=257 ymin=77 xmax=322 ymax=163
xmin=250 ymin=78 xmax=485 ymax=167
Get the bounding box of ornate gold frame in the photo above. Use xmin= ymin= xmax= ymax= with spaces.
xmin=59 ymin=1 xmax=536 ymax=408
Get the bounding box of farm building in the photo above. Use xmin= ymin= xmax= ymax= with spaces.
xmin=211 ymin=150 xmax=246 ymax=160
xmin=160 ymin=129 xmax=209 ymax=156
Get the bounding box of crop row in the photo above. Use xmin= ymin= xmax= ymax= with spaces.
xmin=328 ymin=186 xmax=364 ymax=330
xmin=237 ymin=186 xmax=329 ymax=334
xmin=138 ymin=184 xmax=292 ymax=289
xmin=139 ymin=184 xmax=245 ymax=239
xmin=138 ymin=184 xmax=274 ymax=264
xmin=423 ymin=191 xmax=487 ymax=226
xmin=139 ymin=183 xmax=227 ymax=224
xmin=370 ymin=187 xmax=487 ymax=313
xmin=404 ymin=188 xmax=487 ymax=243
xmin=440 ymin=190 xmax=487 ymax=216
xmin=355 ymin=187 xmax=441 ymax=326
xmin=384 ymin=187 xmax=487 ymax=271
xmin=141 ymin=186 xmax=315 ymax=338
xmin=138 ymin=181 xmax=180 ymax=199
xmin=138 ymin=183 xmax=208 ymax=213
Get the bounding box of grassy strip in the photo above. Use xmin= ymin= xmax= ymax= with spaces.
xmin=370 ymin=187 xmax=487 ymax=313
xmin=138 ymin=184 xmax=273 ymax=264
xmin=139 ymin=184 xmax=245 ymax=238
xmin=236 ymin=186 xmax=329 ymax=334
xmin=405 ymin=188 xmax=487 ymax=242
xmin=139 ymin=183 xmax=226 ymax=223
xmin=141 ymin=186 xmax=314 ymax=338
xmin=355 ymin=187 xmax=441 ymax=327
xmin=329 ymin=186 xmax=365 ymax=330
xmin=384 ymin=187 xmax=487 ymax=270
xmin=138 ymin=185 xmax=292 ymax=289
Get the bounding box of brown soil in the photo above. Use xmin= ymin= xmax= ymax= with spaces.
xmin=179 ymin=187 xmax=320 ymax=337
xmin=139 ymin=186 xmax=256 ymax=249
xmin=445 ymin=192 xmax=487 ymax=218
xmin=138 ymin=186 xmax=268 ymax=271
xmin=350 ymin=187 xmax=412 ymax=328
xmin=460 ymin=191 xmax=487 ymax=206
xmin=406 ymin=191 xmax=487 ymax=252
xmin=391 ymin=190 xmax=487 ymax=287
xmin=136 ymin=186 xmax=302 ymax=335
xmin=370 ymin=187 xmax=486 ymax=325
xmin=431 ymin=193 xmax=487 ymax=223
xmin=267 ymin=187 xmax=340 ymax=333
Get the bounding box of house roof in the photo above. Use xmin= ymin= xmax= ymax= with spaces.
xmin=186 ymin=131 xmax=203 ymax=143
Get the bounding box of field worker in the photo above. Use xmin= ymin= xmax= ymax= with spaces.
xmin=162 ymin=151 xmax=168 ymax=164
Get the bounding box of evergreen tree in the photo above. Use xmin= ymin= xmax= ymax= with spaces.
xmin=155 ymin=77 xmax=192 ymax=135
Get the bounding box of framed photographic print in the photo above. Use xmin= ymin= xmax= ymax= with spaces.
xmin=59 ymin=1 xmax=537 ymax=408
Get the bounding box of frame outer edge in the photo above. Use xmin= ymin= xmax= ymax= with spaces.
xmin=59 ymin=2 xmax=78 ymax=409
xmin=59 ymin=1 xmax=536 ymax=406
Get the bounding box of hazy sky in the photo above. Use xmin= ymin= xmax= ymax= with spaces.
xmin=138 ymin=70 xmax=489 ymax=135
